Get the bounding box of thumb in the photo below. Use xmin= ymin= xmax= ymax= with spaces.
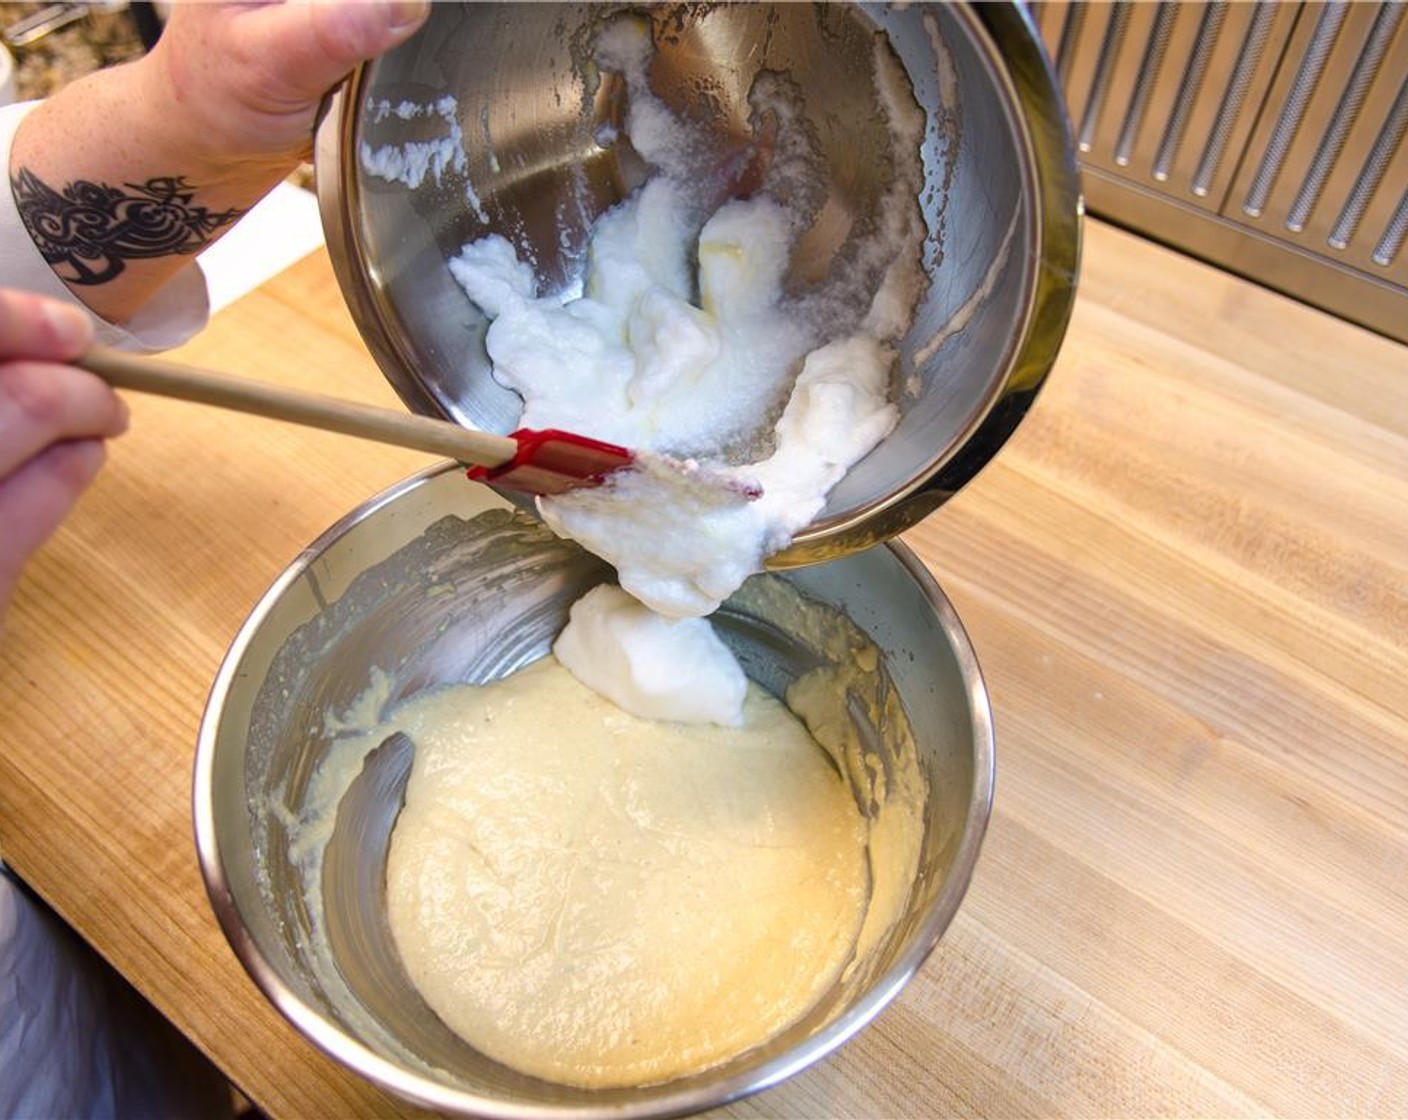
xmin=307 ymin=0 xmax=431 ymax=69
xmin=237 ymin=1 xmax=431 ymax=104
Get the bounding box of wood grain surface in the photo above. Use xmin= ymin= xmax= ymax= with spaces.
xmin=1 ymin=218 xmax=1406 ymax=1118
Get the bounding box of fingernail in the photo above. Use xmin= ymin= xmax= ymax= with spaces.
xmin=40 ymin=300 xmax=94 ymax=357
xmin=387 ymin=0 xmax=429 ymax=31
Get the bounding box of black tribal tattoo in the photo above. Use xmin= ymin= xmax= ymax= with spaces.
xmin=10 ymin=169 xmax=246 ymax=285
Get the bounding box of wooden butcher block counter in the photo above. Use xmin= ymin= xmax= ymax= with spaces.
xmin=2 ymin=217 xmax=1406 ymax=1118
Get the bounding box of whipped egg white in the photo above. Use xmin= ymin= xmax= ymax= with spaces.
xmin=451 ymin=17 xmax=926 ymax=632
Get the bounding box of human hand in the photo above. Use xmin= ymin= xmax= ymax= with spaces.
xmin=145 ymin=0 xmax=432 ymax=175
xmin=0 ymin=290 xmax=126 ymax=633
xmin=10 ymin=1 xmax=431 ymax=325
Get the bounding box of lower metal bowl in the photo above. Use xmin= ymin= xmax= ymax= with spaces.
xmin=194 ymin=464 xmax=995 ymax=1118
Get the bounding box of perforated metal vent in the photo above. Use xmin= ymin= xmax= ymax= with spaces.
xmin=1031 ymin=1 xmax=1408 ymax=344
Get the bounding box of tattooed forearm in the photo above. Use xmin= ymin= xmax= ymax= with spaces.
xmin=10 ymin=169 xmax=246 ymax=286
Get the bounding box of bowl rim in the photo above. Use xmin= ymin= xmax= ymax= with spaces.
xmin=193 ymin=461 xmax=996 ymax=1119
xmin=311 ymin=0 xmax=1081 ymax=571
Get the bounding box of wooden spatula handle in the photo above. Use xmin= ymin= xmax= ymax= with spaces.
xmin=80 ymin=345 xmax=517 ymax=469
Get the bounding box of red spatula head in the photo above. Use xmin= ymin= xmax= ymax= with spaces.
xmin=465 ymin=428 xmax=635 ymax=496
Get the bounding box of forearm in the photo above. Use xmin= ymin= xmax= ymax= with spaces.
xmin=7 ymin=57 xmax=296 ymax=325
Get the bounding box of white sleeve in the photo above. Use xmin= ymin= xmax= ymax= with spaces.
xmin=0 ymin=100 xmax=211 ymax=353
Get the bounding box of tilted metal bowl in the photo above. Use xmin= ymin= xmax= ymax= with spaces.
xmin=194 ymin=465 xmax=994 ymax=1118
xmin=313 ymin=1 xmax=1079 ymax=567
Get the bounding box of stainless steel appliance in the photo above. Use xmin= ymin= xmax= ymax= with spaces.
xmin=1033 ymin=1 xmax=1408 ymax=344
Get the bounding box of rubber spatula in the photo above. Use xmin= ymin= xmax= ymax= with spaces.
xmin=80 ymin=345 xmax=634 ymax=496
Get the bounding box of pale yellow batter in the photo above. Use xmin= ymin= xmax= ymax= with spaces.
xmin=383 ymin=657 xmax=869 ymax=1088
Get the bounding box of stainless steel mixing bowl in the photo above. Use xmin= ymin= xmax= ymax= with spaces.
xmin=314 ymin=1 xmax=1079 ymax=567
xmin=195 ymin=464 xmax=994 ymax=1118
